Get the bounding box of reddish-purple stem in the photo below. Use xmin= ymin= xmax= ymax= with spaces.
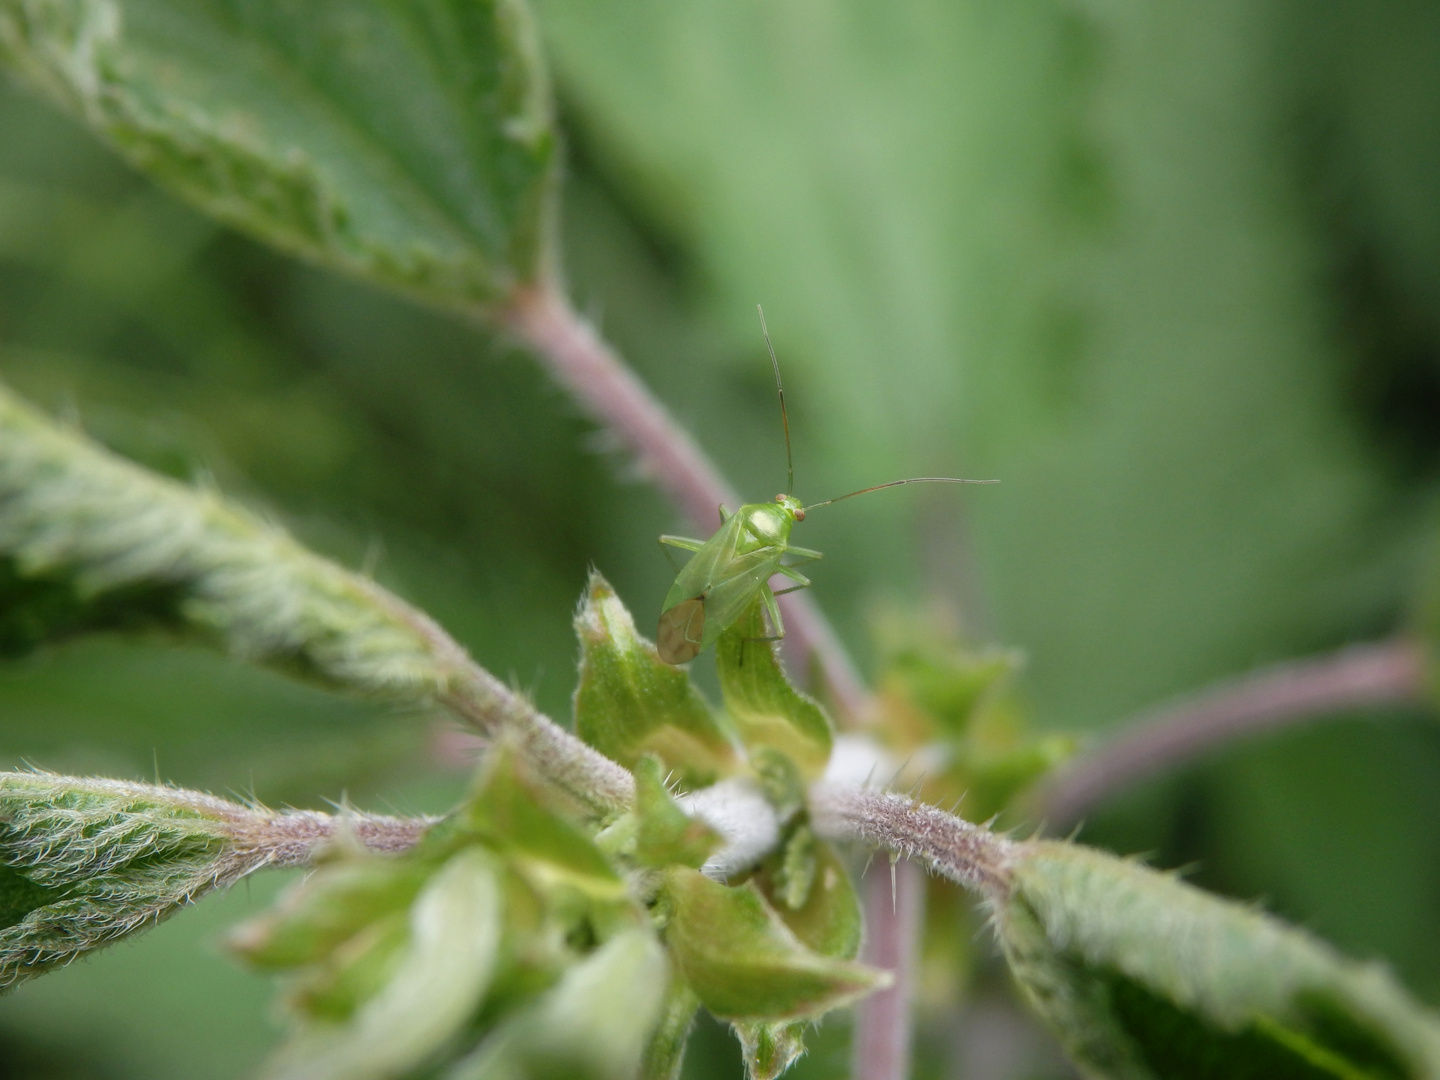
xmin=1035 ymin=636 xmax=1430 ymax=826
xmin=854 ymin=858 xmax=925 ymax=1080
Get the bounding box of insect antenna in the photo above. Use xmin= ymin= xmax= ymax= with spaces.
xmin=803 ymin=475 xmax=998 ymax=512
xmin=756 ymin=304 xmax=795 ymax=495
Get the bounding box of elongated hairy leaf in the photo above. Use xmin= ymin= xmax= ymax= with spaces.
xmin=0 ymin=0 xmax=556 ymax=309
xmin=0 ymin=380 xmax=459 ymax=698
xmin=998 ymin=842 xmax=1440 ymax=1079
xmin=0 ymin=770 xmax=404 ymax=988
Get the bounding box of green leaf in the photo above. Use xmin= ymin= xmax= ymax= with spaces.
xmin=446 ymin=928 xmax=670 ymax=1080
xmin=660 ymin=867 xmax=886 ymax=1023
xmin=755 ymin=838 xmax=861 ymax=963
xmin=229 ymin=858 xmax=432 ymax=972
xmin=732 ymin=1021 xmax=807 ymax=1080
xmin=259 ymin=846 xmax=504 ymax=1080
xmin=453 ymin=743 xmax=627 ymax=906
xmin=879 ymin=641 xmax=1022 ymax=741
xmin=771 ymin=824 xmax=818 ymax=913
xmin=715 ymin=599 xmax=832 ymax=780
xmin=0 ymin=380 xmax=459 ymax=701
xmin=0 ymin=0 xmax=557 ymax=310
xmin=574 ymin=573 xmax=737 ymax=788
xmin=630 ymin=756 xmax=721 ymax=870
xmin=957 ymin=733 xmax=1074 ymax=820
xmin=731 ymin=839 xmax=859 ymax=1080
xmin=998 ymin=842 xmax=1440 ymax=1079
xmin=0 ymin=770 xmax=263 ymax=988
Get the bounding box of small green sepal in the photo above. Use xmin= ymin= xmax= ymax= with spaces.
xmin=258 ymin=847 xmax=504 ymax=1080
xmin=716 ymin=599 xmax=833 ymax=780
xmin=756 ymin=838 xmax=862 ymax=963
xmin=575 ymin=573 xmax=737 ymax=787
xmin=733 ymin=1021 xmax=807 ymax=1080
xmin=880 ymin=642 xmax=1022 ymax=740
xmin=660 ymin=867 xmax=887 ymax=1022
xmin=640 ymin=974 xmax=702 ymax=1080
xmin=451 ymin=742 xmax=627 ymax=906
xmin=229 ymin=857 xmax=431 ymax=973
xmin=631 ymin=756 xmax=722 ymax=869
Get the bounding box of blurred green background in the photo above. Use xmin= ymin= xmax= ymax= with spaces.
xmin=2 ymin=1 xmax=1440 ymax=1077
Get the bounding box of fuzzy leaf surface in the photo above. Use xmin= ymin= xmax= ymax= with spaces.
xmin=0 ymin=381 xmax=463 ymax=700
xmin=0 ymin=0 xmax=556 ymax=309
xmin=715 ymin=599 xmax=832 ymax=780
xmin=574 ymin=574 xmax=736 ymax=788
xmin=999 ymin=842 xmax=1440 ymax=1079
xmin=661 ymin=867 xmax=885 ymax=1023
xmin=0 ymin=771 xmax=306 ymax=988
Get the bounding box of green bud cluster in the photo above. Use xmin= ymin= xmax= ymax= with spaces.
xmin=571 ymin=573 xmax=885 ymax=1079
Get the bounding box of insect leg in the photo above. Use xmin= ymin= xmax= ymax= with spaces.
xmin=771 ymin=567 xmax=817 ymax=601
xmin=760 ymin=582 xmax=786 ymax=640
xmin=785 ymin=545 xmax=824 ymax=562
xmin=658 ymin=534 xmax=705 ymax=571
xmin=774 ymin=564 xmax=812 ymax=588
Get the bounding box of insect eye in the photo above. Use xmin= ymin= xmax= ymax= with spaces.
xmin=794 ymin=508 xmax=805 ymax=521
xmin=775 ymin=494 xmax=785 ymax=503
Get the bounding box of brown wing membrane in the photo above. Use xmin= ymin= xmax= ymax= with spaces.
xmin=657 ymin=597 xmax=706 ymax=664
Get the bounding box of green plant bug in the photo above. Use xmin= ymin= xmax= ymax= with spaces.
xmin=656 ymin=307 xmax=996 ymax=665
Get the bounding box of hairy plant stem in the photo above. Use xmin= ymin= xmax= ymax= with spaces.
xmin=352 ymin=564 xmax=636 ymax=814
xmin=812 ymin=787 xmax=1015 ymax=1080
xmin=2 ymin=773 xmax=438 ymax=870
xmin=1034 ymin=636 xmax=1430 ymax=826
xmin=223 ymin=804 xmax=439 ymax=866
xmin=809 ymin=785 xmax=1015 ymax=901
xmin=440 ymin=669 xmax=635 ymax=815
xmin=498 ymin=281 xmax=869 ymax=720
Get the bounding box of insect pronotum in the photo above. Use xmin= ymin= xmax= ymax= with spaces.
xmin=655 ymin=306 xmax=996 ymax=664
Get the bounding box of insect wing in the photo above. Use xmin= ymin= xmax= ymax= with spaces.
xmin=697 ymin=546 xmax=785 ymax=651
xmin=661 ymin=514 xmax=745 ymax=611
xmin=657 ymin=597 xmax=706 ymax=664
